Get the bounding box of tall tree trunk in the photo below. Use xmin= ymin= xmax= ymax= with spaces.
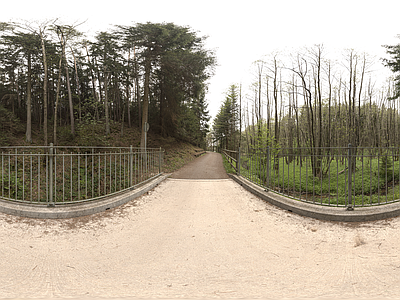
xmin=39 ymin=29 xmax=48 ymax=146
xmin=104 ymin=71 xmax=110 ymax=136
xmin=134 ymin=46 xmax=141 ymax=128
xmin=53 ymin=54 xmax=63 ymax=145
xmin=140 ymin=57 xmax=151 ymax=149
xmin=70 ymin=46 xmax=81 ymax=122
xmin=127 ymin=48 xmax=131 ymax=128
xmin=25 ymin=51 xmax=32 ymax=143
xmin=84 ymin=43 xmax=99 ymax=120
xmin=65 ymin=62 xmax=74 ymax=135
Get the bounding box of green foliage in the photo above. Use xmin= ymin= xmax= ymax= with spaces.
xmin=248 ymin=122 xmax=278 ymax=153
xmin=379 ymin=152 xmax=393 ymax=181
xmin=0 ymin=105 xmax=24 ymax=145
xmin=383 ymin=42 xmax=400 ymax=100
xmin=0 ymin=21 xmax=215 ymax=147
xmin=0 ymin=170 xmax=25 ymax=199
xmin=222 ymin=154 xmax=235 ymax=174
xmin=241 ymin=152 xmax=400 ymax=206
xmin=213 ymin=84 xmax=240 ymax=150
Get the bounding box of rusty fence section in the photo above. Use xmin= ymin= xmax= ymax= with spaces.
xmin=0 ymin=145 xmax=163 ymax=206
xmin=225 ymin=145 xmax=400 ymax=208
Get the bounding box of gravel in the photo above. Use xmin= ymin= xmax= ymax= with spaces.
xmin=0 ymin=152 xmax=399 ymax=299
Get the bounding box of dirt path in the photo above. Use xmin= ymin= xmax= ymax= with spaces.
xmin=1 ymin=152 xmax=400 ymax=299
xmin=170 ymin=152 xmax=229 ymax=179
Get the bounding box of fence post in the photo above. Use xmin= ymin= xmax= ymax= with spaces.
xmin=267 ymin=146 xmax=270 ymax=188
xmin=237 ymin=147 xmax=241 ymax=176
xmin=130 ymin=145 xmax=133 ymax=186
xmin=159 ymin=147 xmax=162 ymax=174
xmin=48 ymin=143 xmax=55 ymax=207
xmin=347 ymin=143 xmax=353 ymax=210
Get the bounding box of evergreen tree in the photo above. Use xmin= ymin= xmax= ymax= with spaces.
xmin=213 ymin=84 xmax=240 ymax=150
xmin=383 ymin=40 xmax=400 ymax=100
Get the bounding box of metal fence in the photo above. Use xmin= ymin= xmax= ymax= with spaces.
xmin=224 ymin=145 xmax=400 ymax=208
xmin=0 ymin=144 xmax=163 ymax=206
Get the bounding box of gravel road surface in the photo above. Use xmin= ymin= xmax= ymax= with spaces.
xmin=1 ymin=152 xmax=400 ymax=299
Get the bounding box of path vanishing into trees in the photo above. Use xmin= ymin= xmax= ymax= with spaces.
xmin=1 ymin=152 xmax=400 ymax=299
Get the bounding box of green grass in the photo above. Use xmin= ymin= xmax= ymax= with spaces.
xmin=222 ymin=154 xmax=236 ymax=174
xmin=240 ymin=153 xmax=400 ymax=206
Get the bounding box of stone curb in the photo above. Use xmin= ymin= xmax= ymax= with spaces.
xmin=229 ymin=174 xmax=400 ymax=222
xmin=0 ymin=173 xmax=171 ymax=219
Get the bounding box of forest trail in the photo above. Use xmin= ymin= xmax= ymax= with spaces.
xmin=0 ymin=152 xmax=400 ymax=299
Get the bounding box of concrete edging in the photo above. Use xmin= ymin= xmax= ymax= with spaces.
xmin=0 ymin=173 xmax=171 ymax=219
xmin=229 ymin=173 xmax=400 ymax=222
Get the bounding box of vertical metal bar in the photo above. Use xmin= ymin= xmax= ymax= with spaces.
xmin=385 ymin=150 xmax=388 ymax=203
xmin=46 ymin=151 xmax=48 ymax=202
xmin=361 ymin=148 xmax=364 ymax=206
xmin=336 ymin=151 xmax=339 ymax=206
xmin=78 ymin=153 xmax=80 ymax=201
xmin=30 ymin=153 xmax=32 ymax=202
xmin=54 ymin=148 xmax=57 ymax=203
xmin=92 ymin=149 xmax=94 ymax=199
xmin=392 ymin=148 xmax=395 ymax=202
xmin=159 ymin=147 xmax=162 ymax=175
xmin=70 ymin=152 xmax=73 ymax=202
xmin=38 ymin=155 xmax=40 ymax=202
xmin=378 ymin=149 xmax=381 ymax=204
xmin=104 ymin=152 xmax=107 ymax=195
xmin=9 ymin=152 xmax=11 ymax=199
xmin=320 ymin=150 xmax=323 ymax=205
xmin=130 ymin=146 xmax=133 ymax=186
xmin=1 ymin=152 xmax=3 ymax=198
xmin=114 ymin=152 xmax=117 ymax=192
xmin=63 ymin=152 xmax=65 ymax=202
xmin=119 ymin=149 xmax=122 ymax=191
xmin=370 ymin=149 xmax=372 ymax=205
xmin=347 ymin=144 xmax=353 ymax=210
xmin=22 ymin=152 xmax=25 ymax=201
xmin=299 ymin=149 xmax=302 ymax=202
xmin=109 ymin=152 xmax=112 ymax=193
xmin=267 ymin=147 xmax=270 ymax=189
xmin=312 ymin=150 xmax=315 ymax=203
xmin=328 ymin=149 xmax=331 ymax=205
xmin=282 ymin=149 xmax=285 ymax=193
xmin=49 ymin=143 xmax=54 ymax=207
xmin=293 ymin=149 xmax=295 ymax=199
xmin=15 ymin=149 xmax=17 ymax=201
xmin=123 ymin=151 xmax=126 ymax=189
xmin=85 ymin=153 xmax=88 ymax=199
xmin=305 ymin=151 xmax=308 ymax=202
xmin=98 ymin=153 xmax=101 ymax=197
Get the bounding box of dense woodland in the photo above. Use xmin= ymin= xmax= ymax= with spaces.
xmin=213 ymin=43 xmax=400 ymax=154
xmin=0 ymin=20 xmax=216 ymax=148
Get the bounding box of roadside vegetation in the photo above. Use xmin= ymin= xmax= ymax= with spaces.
xmin=212 ymin=41 xmax=400 ymax=206
xmin=0 ymin=20 xmax=215 ymax=150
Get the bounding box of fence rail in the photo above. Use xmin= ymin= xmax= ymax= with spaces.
xmin=225 ymin=145 xmax=400 ymax=208
xmin=222 ymin=149 xmax=238 ymax=172
xmin=0 ymin=144 xmax=163 ymax=206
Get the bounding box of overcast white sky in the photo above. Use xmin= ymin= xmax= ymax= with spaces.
xmin=3 ymin=0 xmax=400 ymax=120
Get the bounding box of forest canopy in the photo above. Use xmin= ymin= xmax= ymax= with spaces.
xmin=0 ymin=20 xmax=216 ymax=147
xmin=212 ymin=44 xmax=400 ymax=153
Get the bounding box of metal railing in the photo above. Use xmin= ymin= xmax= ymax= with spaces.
xmin=225 ymin=145 xmax=400 ymax=208
xmin=0 ymin=144 xmax=163 ymax=206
